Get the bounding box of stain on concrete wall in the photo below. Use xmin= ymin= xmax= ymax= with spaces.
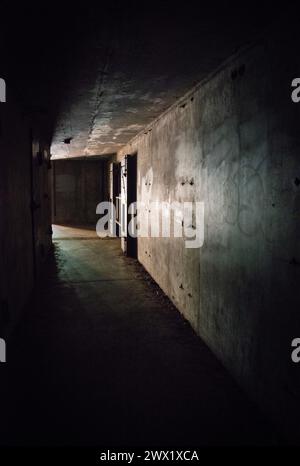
xmin=117 ymin=32 xmax=300 ymax=439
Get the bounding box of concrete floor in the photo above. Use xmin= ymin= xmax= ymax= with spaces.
xmin=0 ymin=226 xmax=279 ymax=446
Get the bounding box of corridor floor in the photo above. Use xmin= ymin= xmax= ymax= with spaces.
xmin=0 ymin=226 xmax=279 ymax=446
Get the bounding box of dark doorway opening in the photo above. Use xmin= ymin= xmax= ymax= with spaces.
xmin=110 ymin=162 xmax=121 ymax=237
xmin=126 ymin=153 xmax=137 ymax=258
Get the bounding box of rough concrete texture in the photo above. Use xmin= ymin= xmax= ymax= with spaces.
xmin=47 ymin=4 xmax=274 ymax=159
xmin=116 ymin=31 xmax=300 ymax=439
xmin=52 ymin=159 xmax=107 ymax=225
xmin=0 ymin=227 xmax=279 ymax=446
xmin=0 ymin=95 xmax=52 ymax=338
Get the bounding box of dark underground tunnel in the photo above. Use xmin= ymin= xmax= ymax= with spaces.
xmin=0 ymin=0 xmax=300 ymax=461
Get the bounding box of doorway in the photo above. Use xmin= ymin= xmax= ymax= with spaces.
xmin=126 ymin=154 xmax=137 ymax=258
xmin=109 ymin=162 xmax=121 ymax=237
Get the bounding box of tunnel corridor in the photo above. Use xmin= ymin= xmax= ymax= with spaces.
xmin=0 ymin=226 xmax=277 ymax=446
xmin=1 ymin=1 xmax=300 ymax=453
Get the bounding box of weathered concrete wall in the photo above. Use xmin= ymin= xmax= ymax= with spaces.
xmin=0 ymin=94 xmax=52 ymax=337
xmin=117 ymin=31 xmax=300 ymax=438
xmin=52 ymin=159 xmax=107 ymax=226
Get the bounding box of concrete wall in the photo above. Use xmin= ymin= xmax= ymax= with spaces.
xmin=52 ymin=159 xmax=107 ymax=226
xmin=0 ymin=94 xmax=52 ymax=337
xmin=117 ymin=31 xmax=300 ymax=438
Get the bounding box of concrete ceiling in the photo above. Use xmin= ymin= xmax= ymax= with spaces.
xmin=1 ymin=1 xmax=277 ymax=159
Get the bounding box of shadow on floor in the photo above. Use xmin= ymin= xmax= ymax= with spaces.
xmin=0 ymin=232 xmax=281 ymax=446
